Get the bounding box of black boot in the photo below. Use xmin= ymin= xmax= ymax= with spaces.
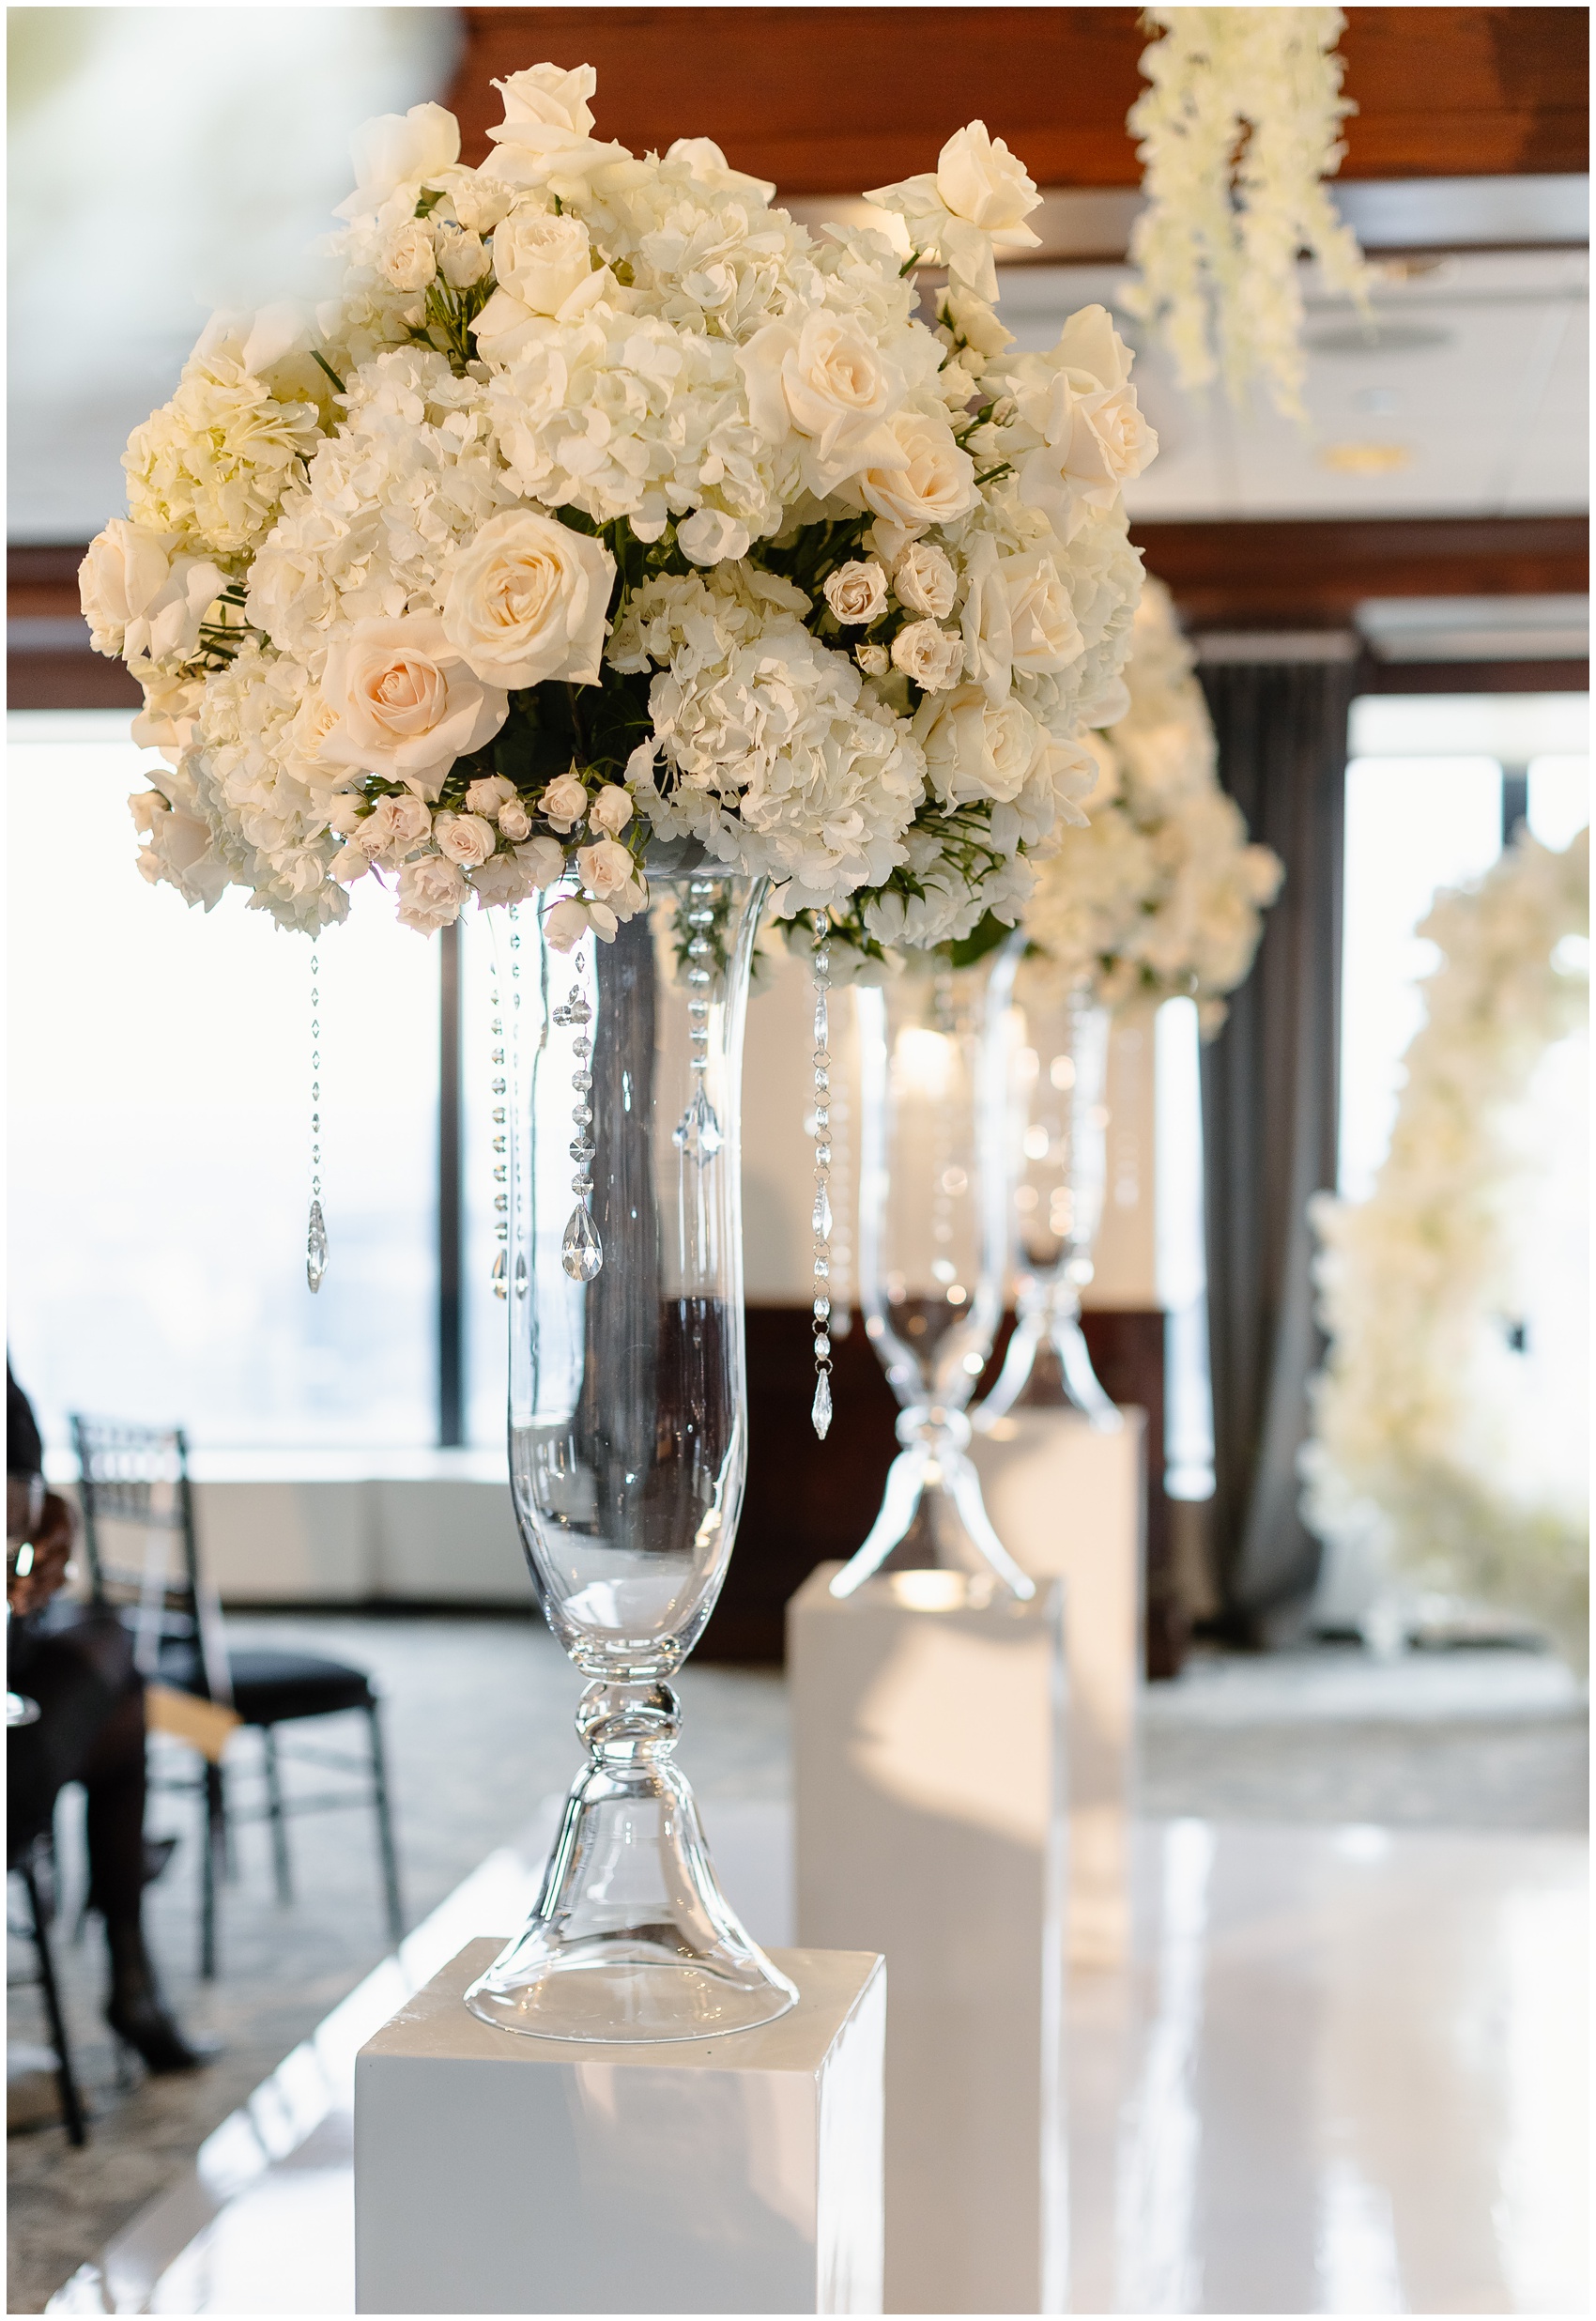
xmin=105 ymin=1925 xmax=220 ymax=2074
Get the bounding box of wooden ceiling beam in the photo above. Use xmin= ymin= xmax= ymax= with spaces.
xmin=446 ymin=8 xmax=1588 ymax=191
xmin=1132 ymin=515 xmax=1590 ymax=630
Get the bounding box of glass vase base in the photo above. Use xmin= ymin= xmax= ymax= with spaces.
xmin=465 ymin=1947 xmax=797 ymax=2045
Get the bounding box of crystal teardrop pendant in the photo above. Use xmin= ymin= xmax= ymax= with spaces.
xmin=491 ymin=1247 xmax=508 ymax=1300
xmin=306 ymin=1199 xmax=328 ymax=1294
xmin=561 ymin=1205 xmax=603 ymax=1281
xmin=671 ymin=1083 xmax=723 ymax=1160
xmin=811 ymin=1369 xmax=833 ymax=1439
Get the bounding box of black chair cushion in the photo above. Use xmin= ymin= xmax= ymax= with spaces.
xmin=156 ymin=1643 xmax=375 ymax=1727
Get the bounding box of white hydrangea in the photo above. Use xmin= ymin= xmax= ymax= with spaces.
xmin=123 ymin=326 xmax=328 ymax=563
xmin=247 ymin=348 xmax=517 ymax=669
xmin=1022 ymin=580 xmax=1281 ymax=1023
xmin=150 ymin=642 xmax=349 ymax=932
xmin=611 ymin=569 xmax=923 ymax=911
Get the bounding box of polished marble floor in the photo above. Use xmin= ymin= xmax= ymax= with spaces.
xmin=10 ymin=1617 xmax=1588 ymax=2313
xmin=40 ymin=1808 xmax=1588 ymax=2315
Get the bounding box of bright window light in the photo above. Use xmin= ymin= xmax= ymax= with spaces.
xmin=7 ymin=716 xmax=438 ymax=1451
xmin=1340 ymin=751 xmax=1503 ymax=1199
xmin=1527 ymin=755 xmax=1590 ymax=851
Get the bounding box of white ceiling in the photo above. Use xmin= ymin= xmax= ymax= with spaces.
xmin=997 ymin=249 xmax=1588 ymax=523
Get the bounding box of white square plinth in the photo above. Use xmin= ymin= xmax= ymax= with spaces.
xmin=970 ymin=1406 xmax=1143 ymax=1966
xmin=789 ymin=1567 xmax=1068 ymax=2316
xmin=354 ymin=1939 xmax=885 ymax=2315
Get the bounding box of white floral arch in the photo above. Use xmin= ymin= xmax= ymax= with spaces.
xmin=1304 ymin=827 xmax=1590 ymax=1661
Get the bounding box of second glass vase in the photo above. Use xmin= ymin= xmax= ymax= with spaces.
xmin=978 ymin=972 xmax=1121 ymax=1429
xmin=831 ymin=939 xmax=1033 ymax=1601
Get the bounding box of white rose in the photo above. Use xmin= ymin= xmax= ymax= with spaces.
xmin=913 ymin=684 xmax=1044 ymax=807
xmin=737 ymin=309 xmax=912 ymax=493
xmin=677 ymin=507 xmax=753 ymax=567
xmin=823 ymin=561 xmax=888 ymax=625
xmin=465 ymin=774 xmax=518 ymax=815
xmin=79 ymin=521 xmax=226 ymax=665
xmin=544 ymin=893 xmax=621 ymax=950
xmin=1004 ymin=547 xmax=1083 ymax=674
xmin=589 ymin=784 xmax=633 ymax=837
xmin=397 ymin=852 xmax=468 ymax=932
xmin=382 ymin=221 xmax=437 ymax=291
xmin=488 ymin=63 xmax=597 ymax=149
xmin=577 ymin=838 xmax=638 ymax=902
xmin=499 ymin=799 xmax=533 ymax=840
xmin=491 ymin=208 xmax=592 ymax=313
xmin=941 ymin=284 xmax=1014 ymax=363
xmin=433 ymin=811 xmax=499 ymax=868
xmin=471 ymin=837 xmax=566 ymax=906
xmin=359 ymin=793 xmax=434 ymax=861
xmin=1006 ymin=305 xmax=1158 ymax=536
xmin=337 ymin=101 xmax=460 ymax=223
xmin=131 ymin=670 xmax=206 ymax=763
xmin=319 ymin=614 xmax=509 ymax=799
xmin=441 ymin=509 xmax=616 ymax=690
xmin=856 ymin=642 xmax=890 ymax=677
xmin=892 ymin=619 xmax=964 ymax=692
xmin=857 ymin=412 xmax=978 ymax=533
xmin=541 ymin=773 xmax=589 ymax=831
xmin=437 ymin=227 xmax=491 ymax=288
xmin=444 ymin=172 xmax=514 ymax=235
xmin=893 ymin=541 xmax=957 ymax=619
xmin=935 ymin=122 xmax=1042 ymax=238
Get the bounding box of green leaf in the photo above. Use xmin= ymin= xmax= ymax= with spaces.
xmin=944 ymin=909 xmax=1018 ymax=969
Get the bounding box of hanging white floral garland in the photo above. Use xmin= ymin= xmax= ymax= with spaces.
xmin=1021 ymin=576 xmax=1281 ymax=1027
xmin=1303 ymin=829 xmax=1590 ymax=1661
xmin=1123 ymin=6 xmax=1373 ymax=420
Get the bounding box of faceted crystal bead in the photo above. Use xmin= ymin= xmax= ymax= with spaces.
xmin=813 ymin=991 xmax=829 ymax=1044
xmin=560 ymin=1205 xmax=603 ymax=1281
xmin=671 ymin=1084 xmax=723 ymax=1160
xmin=810 ymin=1370 xmax=833 ymax=1440
xmin=812 ymin=1185 xmax=832 ymax=1238
xmin=569 ymin=1138 xmax=596 ymax=1163
xmin=305 ymin=1199 xmax=328 ymax=1294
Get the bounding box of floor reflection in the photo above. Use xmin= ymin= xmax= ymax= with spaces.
xmin=47 ymin=1812 xmax=1587 ymax=2315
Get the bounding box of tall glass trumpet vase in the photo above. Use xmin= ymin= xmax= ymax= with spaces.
xmin=978 ymin=975 xmax=1120 ymax=1431
xmin=830 ymin=939 xmax=1034 ymax=1602
xmin=466 ymin=864 xmax=797 ymax=2043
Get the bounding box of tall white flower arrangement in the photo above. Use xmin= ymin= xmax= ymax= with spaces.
xmin=1124 ymin=7 xmax=1373 ymax=420
xmin=84 ymin=65 xmax=1155 ymax=952
xmin=1019 ymin=579 xmax=1281 ymax=1027
xmin=1303 ymin=830 xmax=1590 ymax=1661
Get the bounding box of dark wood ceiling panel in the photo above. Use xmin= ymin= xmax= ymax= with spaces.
xmin=1132 ymin=515 xmax=1590 ymax=629
xmin=446 ymin=8 xmax=1588 ymax=191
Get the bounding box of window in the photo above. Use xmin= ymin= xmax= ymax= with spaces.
xmin=7 ymin=715 xmax=439 ymax=1452
xmin=1340 ymin=695 xmax=1588 ymax=1200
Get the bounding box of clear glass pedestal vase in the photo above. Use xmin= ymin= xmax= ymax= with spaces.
xmin=466 ymin=863 xmax=796 ymax=2044
xmin=830 ymin=939 xmax=1034 ymax=1602
xmin=977 ymin=974 xmax=1121 ymax=1433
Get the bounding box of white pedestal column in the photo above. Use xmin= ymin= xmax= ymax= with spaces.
xmin=970 ymin=1407 xmax=1143 ymax=1966
xmin=788 ymin=1566 xmax=1068 ymax=2316
xmin=354 ymin=1938 xmax=885 ymax=2315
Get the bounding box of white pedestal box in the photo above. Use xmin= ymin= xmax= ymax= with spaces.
xmin=788 ymin=1565 xmax=1068 ymax=2316
xmin=354 ymin=1937 xmax=885 ymax=2315
xmin=970 ymin=1406 xmax=1143 ymax=1967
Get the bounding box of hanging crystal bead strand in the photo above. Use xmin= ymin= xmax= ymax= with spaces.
xmin=555 ymin=945 xmax=602 ymax=1282
xmin=809 ymin=922 xmax=835 ymax=1439
xmin=489 ymin=945 xmax=508 ymax=1299
xmin=672 ymin=880 xmax=724 ymax=1160
xmin=508 ymin=913 xmax=528 ymax=1300
xmin=305 ymin=947 xmax=328 ymax=1293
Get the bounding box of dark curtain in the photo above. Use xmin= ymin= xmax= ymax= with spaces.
xmin=1197 ymin=653 xmax=1360 ymax=1637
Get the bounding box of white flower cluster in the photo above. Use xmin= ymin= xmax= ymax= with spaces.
xmin=1303 ymin=829 xmax=1590 ymax=1660
xmin=86 ymin=63 xmax=1152 ymax=948
xmin=1123 ymin=7 xmax=1373 ymax=421
xmin=1021 ymin=579 xmax=1281 ymax=1027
